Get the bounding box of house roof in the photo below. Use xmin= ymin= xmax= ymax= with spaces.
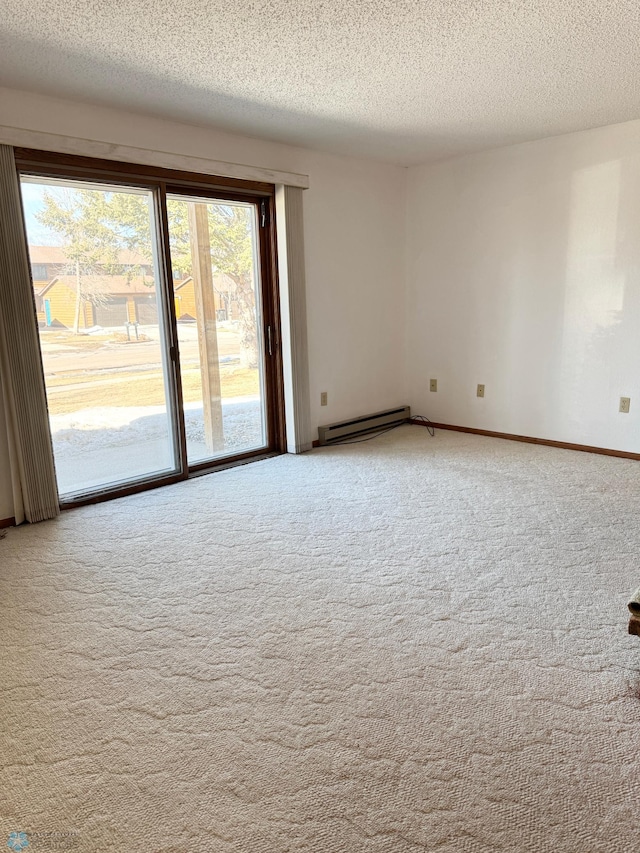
xmin=175 ymin=273 xmax=236 ymax=293
xmin=41 ymin=274 xmax=157 ymax=297
xmin=29 ymin=246 xmax=151 ymax=265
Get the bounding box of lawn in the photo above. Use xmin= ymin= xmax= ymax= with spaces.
xmin=39 ymin=332 xmax=121 ymax=350
xmin=45 ymin=366 xmax=260 ymax=415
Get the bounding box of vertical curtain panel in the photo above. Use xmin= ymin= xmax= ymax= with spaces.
xmin=0 ymin=144 xmax=59 ymax=523
xmin=276 ymin=185 xmax=312 ymax=453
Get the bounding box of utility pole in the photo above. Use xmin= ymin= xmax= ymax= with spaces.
xmin=188 ymin=202 xmax=223 ymax=453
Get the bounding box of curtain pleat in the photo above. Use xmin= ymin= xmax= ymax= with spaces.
xmin=0 ymin=144 xmax=59 ymax=523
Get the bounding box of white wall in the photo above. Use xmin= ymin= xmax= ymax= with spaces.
xmin=406 ymin=120 xmax=640 ymax=453
xmin=0 ymin=88 xmax=407 ymax=520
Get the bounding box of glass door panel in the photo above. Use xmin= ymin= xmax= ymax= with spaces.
xmin=167 ymin=194 xmax=267 ymax=465
xmin=20 ymin=176 xmax=179 ymax=499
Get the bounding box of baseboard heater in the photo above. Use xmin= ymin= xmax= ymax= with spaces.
xmin=318 ymin=406 xmax=411 ymax=445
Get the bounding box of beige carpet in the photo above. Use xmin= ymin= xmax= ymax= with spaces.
xmin=1 ymin=426 xmax=639 ymax=852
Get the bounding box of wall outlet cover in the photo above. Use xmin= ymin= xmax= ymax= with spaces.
xmin=320 ymin=391 xmax=328 ymax=406
xmin=620 ymin=396 xmax=631 ymax=413
xmin=430 ymin=379 xmax=437 ymax=392
xmin=477 ymin=384 xmax=485 ymax=398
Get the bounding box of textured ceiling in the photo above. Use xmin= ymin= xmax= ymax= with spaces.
xmin=1 ymin=1 xmax=640 ymax=165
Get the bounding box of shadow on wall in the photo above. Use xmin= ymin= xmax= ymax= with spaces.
xmin=559 ymin=159 xmax=624 ymax=416
xmin=408 ymin=135 xmax=640 ymax=452
xmin=494 ymin=149 xmax=640 ymax=441
xmin=560 ymin=155 xmax=640 ymax=425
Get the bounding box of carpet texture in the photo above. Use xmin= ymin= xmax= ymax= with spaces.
xmin=1 ymin=426 xmax=639 ymax=852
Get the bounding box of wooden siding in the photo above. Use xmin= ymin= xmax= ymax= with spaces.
xmin=175 ymin=279 xmax=236 ymax=321
xmin=43 ymin=280 xmax=85 ymax=329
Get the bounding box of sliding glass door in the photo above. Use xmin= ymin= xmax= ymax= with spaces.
xmin=167 ymin=193 xmax=267 ymax=465
xmin=20 ymin=176 xmax=179 ymax=498
xmin=18 ymin=156 xmax=283 ymax=504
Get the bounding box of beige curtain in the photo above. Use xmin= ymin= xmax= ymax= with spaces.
xmin=0 ymin=144 xmax=59 ymax=523
xmin=275 ymin=184 xmax=312 ymax=453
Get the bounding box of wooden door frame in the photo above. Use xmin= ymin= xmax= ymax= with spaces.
xmin=15 ymin=149 xmax=287 ymax=509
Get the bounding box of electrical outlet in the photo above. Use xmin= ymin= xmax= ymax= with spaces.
xmin=477 ymin=384 xmax=485 ymax=398
xmin=430 ymin=379 xmax=437 ymax=392
xmin=320 ymin=391 xmax=328 ymax=406
xmin=620 ymin=396 xmax=631 ymax=413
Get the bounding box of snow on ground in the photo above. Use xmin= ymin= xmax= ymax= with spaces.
xmin=50 ymin=397 xmax=264 ymax=495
